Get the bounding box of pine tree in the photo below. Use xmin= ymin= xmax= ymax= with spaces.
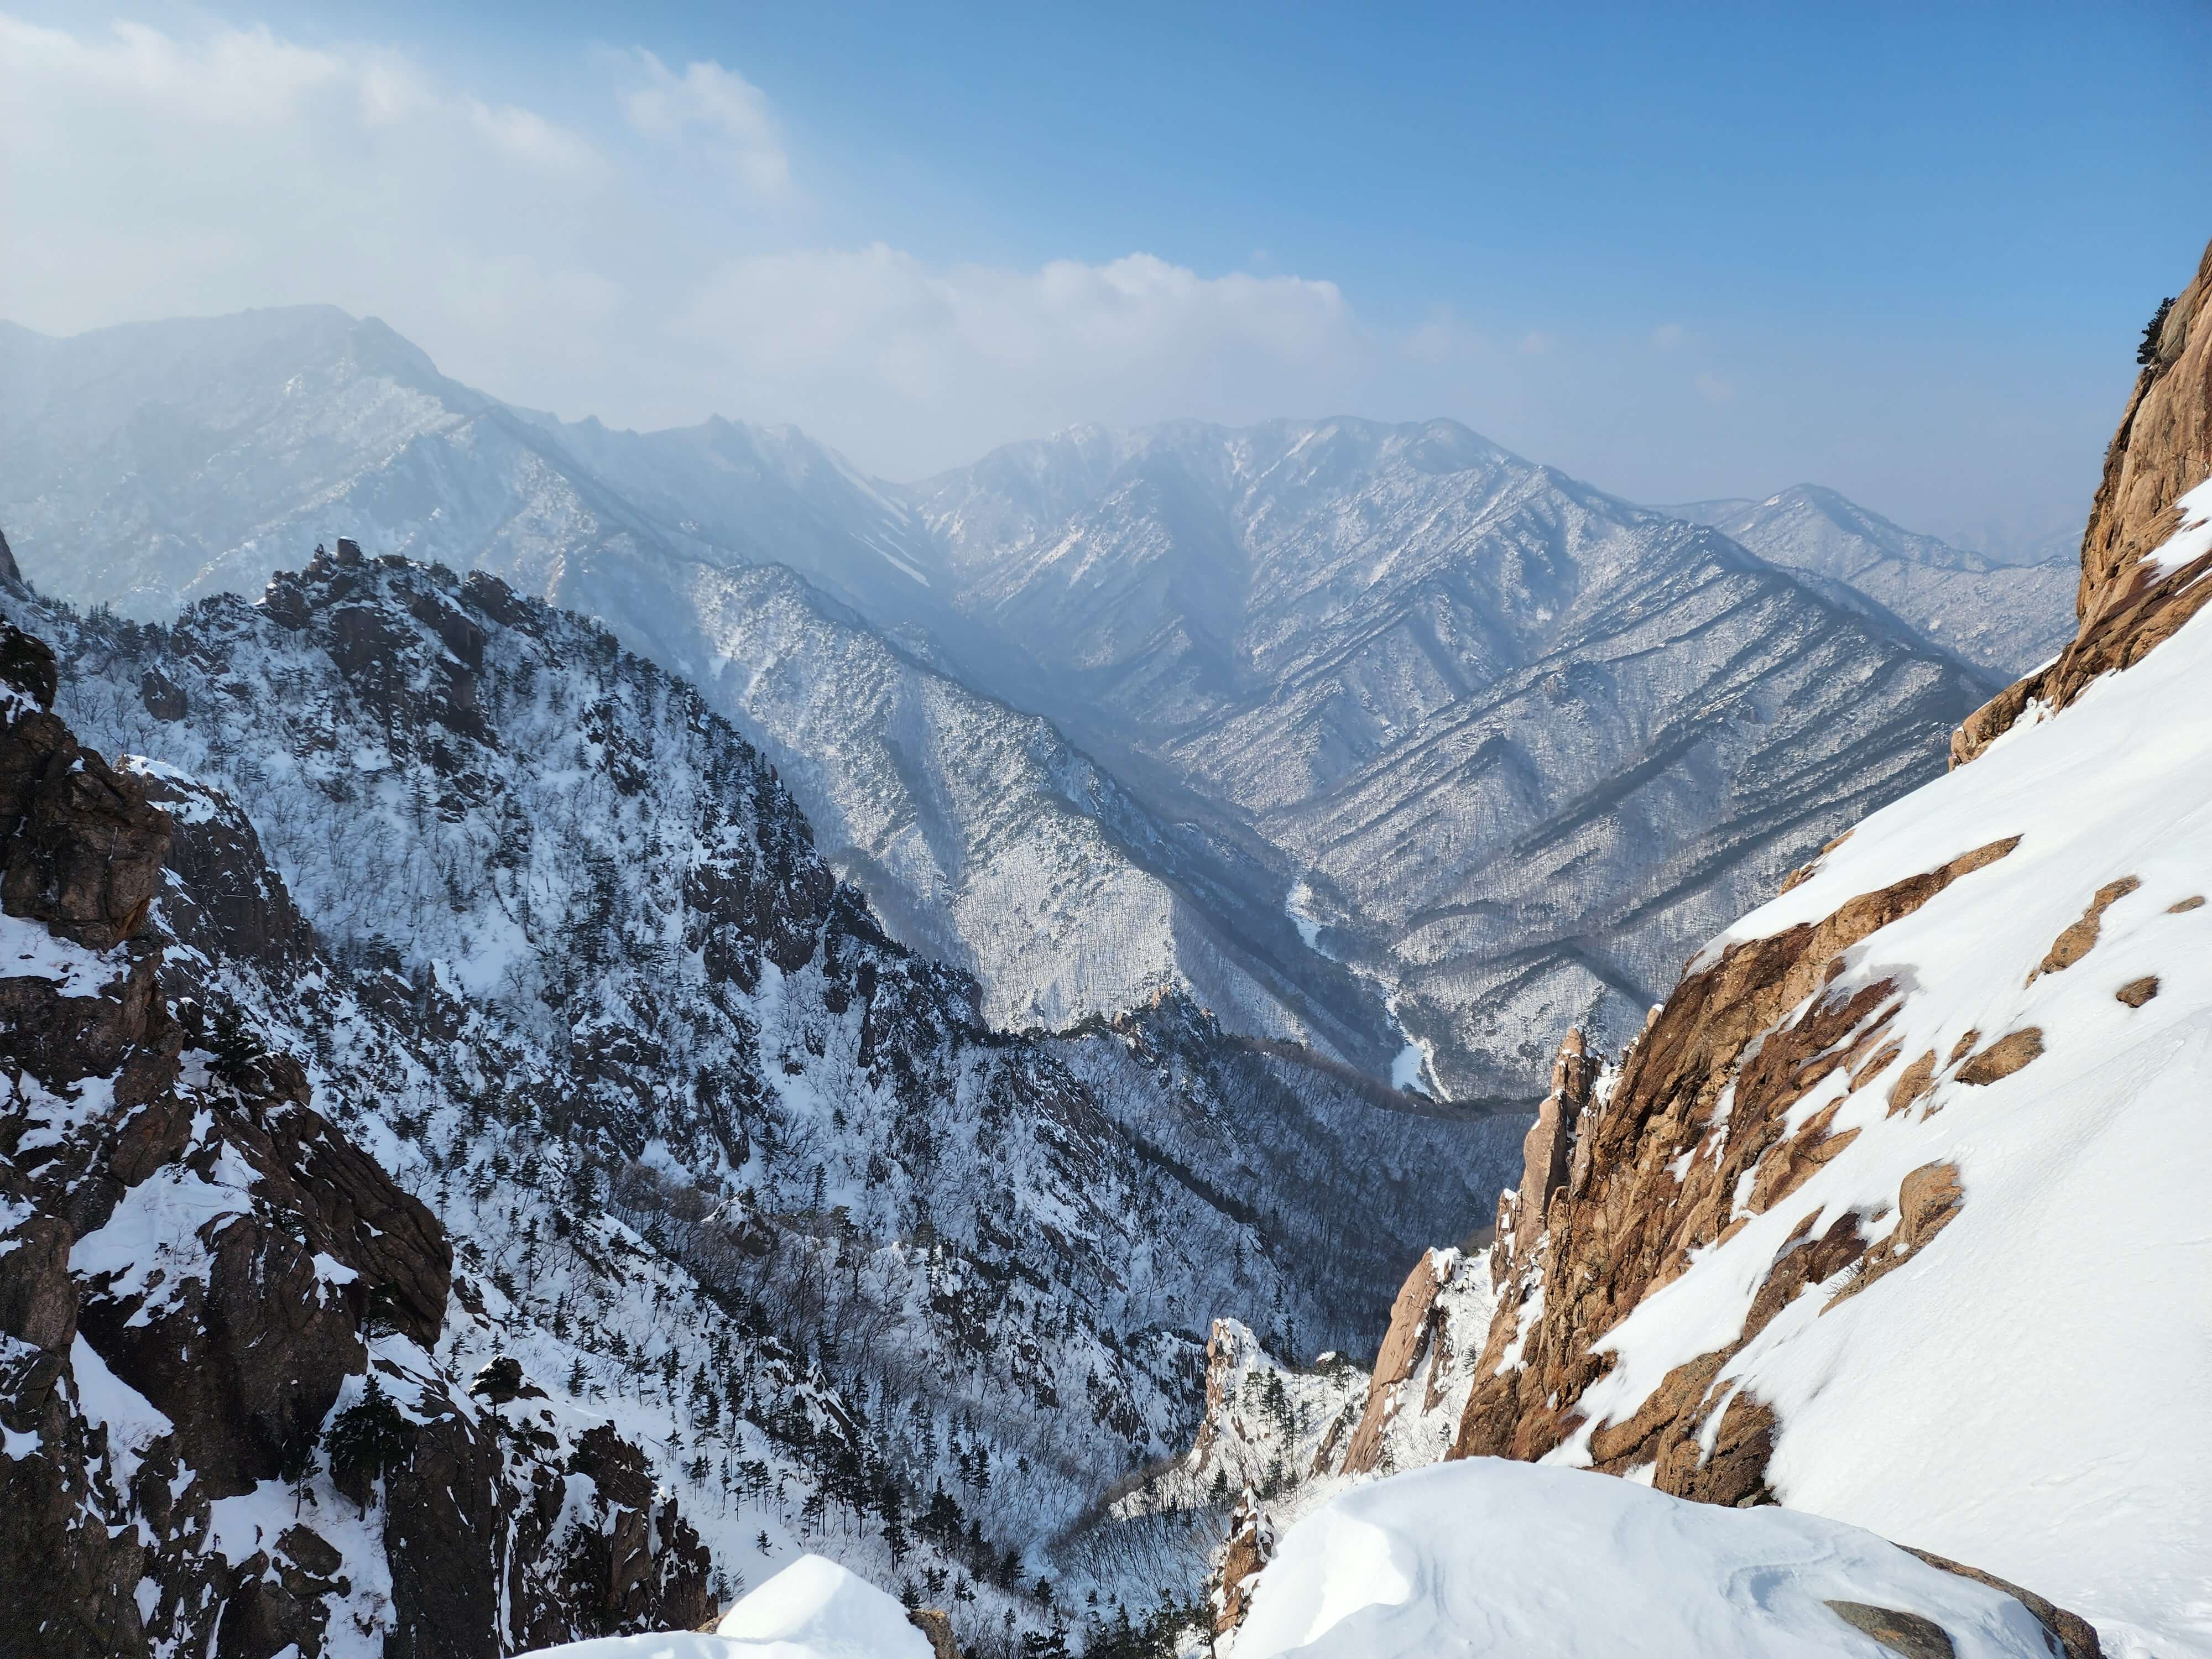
xmin=209 ymin=1000 xmax=269 ymax=1089
xmin=325 ymin=1376 xmax=412 ymax=1517
xmin=2141 ymin=296 xmax=2177 ymax=366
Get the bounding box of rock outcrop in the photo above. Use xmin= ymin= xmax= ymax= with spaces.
xmin=1213 ymin=1489 xmax=1275 ymax=1635
xmin=1494 ymin=1029 xmax=1600 ymax=1264
xmin=1450 ymin=833 xmax=2019 ymax=1484
xmin=906 ymin=1608 xmax=959 ymax=1659
xmin=0 ymin=617 xmax=712 ymax=1656
xmin=1952 ymin=235 xmax=2212 ymax=767
xmin=1340 ymin=1250 xmax=1456 ymax=1477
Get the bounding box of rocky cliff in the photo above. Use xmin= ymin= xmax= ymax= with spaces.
xmin=1437 ymin=234 xmax=2212 ymax=1656
xmin=1952 ymin=239 xmax=2212 ymax=766
xmin=0 ymin=619 xmax=713 ymax=1656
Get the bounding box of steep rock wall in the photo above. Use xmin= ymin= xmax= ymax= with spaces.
xmin=1953 ymin=235 xmax=2212 ymax=765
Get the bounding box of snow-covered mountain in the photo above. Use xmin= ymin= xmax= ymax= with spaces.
xmin=908 ymin=420 xmax=1995 ymax=1094
xmin=1664 ymin=482 xmax=2078 ymax=677
xmin=5 ymin=309 xmax=2041 ymax=1100
xmin=0 ymin=609 xmax=719 ymax=1656
xmin=0 ymin=310 xmax=1391 ymax=1070
xmin=0 ymin=536 xmax=1527 ymax=1647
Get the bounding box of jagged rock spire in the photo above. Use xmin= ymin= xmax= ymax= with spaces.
xmin=1496 ymin=1029 xmax=1601 ymax=1268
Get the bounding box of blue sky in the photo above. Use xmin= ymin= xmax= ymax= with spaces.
xmin=6 ymin=1 xmax=2208 ymax=545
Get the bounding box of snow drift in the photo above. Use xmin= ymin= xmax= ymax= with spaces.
xmin=1229 ymin=1460 xmax=2071 ymax=1659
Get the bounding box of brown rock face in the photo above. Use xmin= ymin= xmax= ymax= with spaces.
xmin=1902 ymin=1548 xmax=2105 ymax=1659
xmin=2078 ymin=245 xmax=2212 ymax=628
xmin=2117 ymin=975 xmax=2161 ymax=1008
xmin=1953 ymin=1028 xmax=2043 ymax=1087
xmin=906 ymin=1609 xmax=959 ymax=1659
xmin=1502 ymin=1030 xmax=1598 ymax=1258
xmin=1213 ymin=1490 xmax=1275 ymax=1635
xmin=1450 ymin=836 xmax=2017 ymax=1481
xmin=2030 ymin=878 xmax=2139 ymax=982
xmin=1824 ymin=1601 xmax=1957 ymax=1659
xmin=0 ymin=626 xmax=171 ymax=952
xmin=1340 ymin=1251 xmax=1451 ymax=1476
xmin=1825 ymin=1162 xmax=1963 ymax=1311
xmin=1954 ymin=237 xmax=2212 ymax=768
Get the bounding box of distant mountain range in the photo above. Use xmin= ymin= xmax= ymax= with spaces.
xmin=1662 ymin=483 xmax=2075 ymax=677
xmin=0 ymin=308 xmax=1393 ymax=1074
xmin=1 ymin=306 xmax=2048 ymax=1091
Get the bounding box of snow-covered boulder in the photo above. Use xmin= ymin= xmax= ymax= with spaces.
xmin=715 ymin=1554 xmax=933 ymax=1655
xmin=1230 ymin=1460 xmax=2074 ymax=1659
xmin=519 ymin=1554 xmax=934 ymax=1659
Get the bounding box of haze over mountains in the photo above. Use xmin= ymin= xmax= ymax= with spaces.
xmin=1 ymin=305 xmax=2056 ymax=1093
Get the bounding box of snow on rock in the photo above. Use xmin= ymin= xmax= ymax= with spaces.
xmin=515 ymin=1554 xmax=932 ymax=1659
xmin=0 ymin=629 xmax=717 ymax=1656
xmin=1229 ymin=1459 xmax=2069 ymax=1659
xmin=1078 ymin=1249 xmax=1498 ymax=1608
xmin=714 ymin=1553 xmax=932 ymax=1656
xmin=1541 ymin=476 xmax=2212 ymax=1652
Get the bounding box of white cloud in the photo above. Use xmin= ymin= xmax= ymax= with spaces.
xmin=0 ymin=13 xmax=1412 ymax=476
xmin=2 ymin=10 xmax=2044 ymax=521
xmin=669 ymin=246 xmax=1379 ymax=469
xmin=0 ymin=12 xmax=618 ymax=364
xmin=620 ymin=50 xmax=789 ymax=198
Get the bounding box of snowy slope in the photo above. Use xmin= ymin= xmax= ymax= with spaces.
xmin=911 ymin=420 xmax=1990 ymax=1093
xmin=576 ymin=550 xmax=1392 ymax=1066
xmin=1409 ymin=450 xmax=2212 ymax=1659
xmin=1527 ymin=497 xmax=2212 ymax=1654
xmin=1666 ymin=484 xmax=2077 ymax=679
xmin=1227 ymin=1460 xmax=2075 ymax=1659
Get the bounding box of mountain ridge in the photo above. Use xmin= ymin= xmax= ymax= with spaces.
xmin=2 ymin=309 xmax=1395 ymax=1072
xmin=6 ymin=311 xmax=2035 ymax=1093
